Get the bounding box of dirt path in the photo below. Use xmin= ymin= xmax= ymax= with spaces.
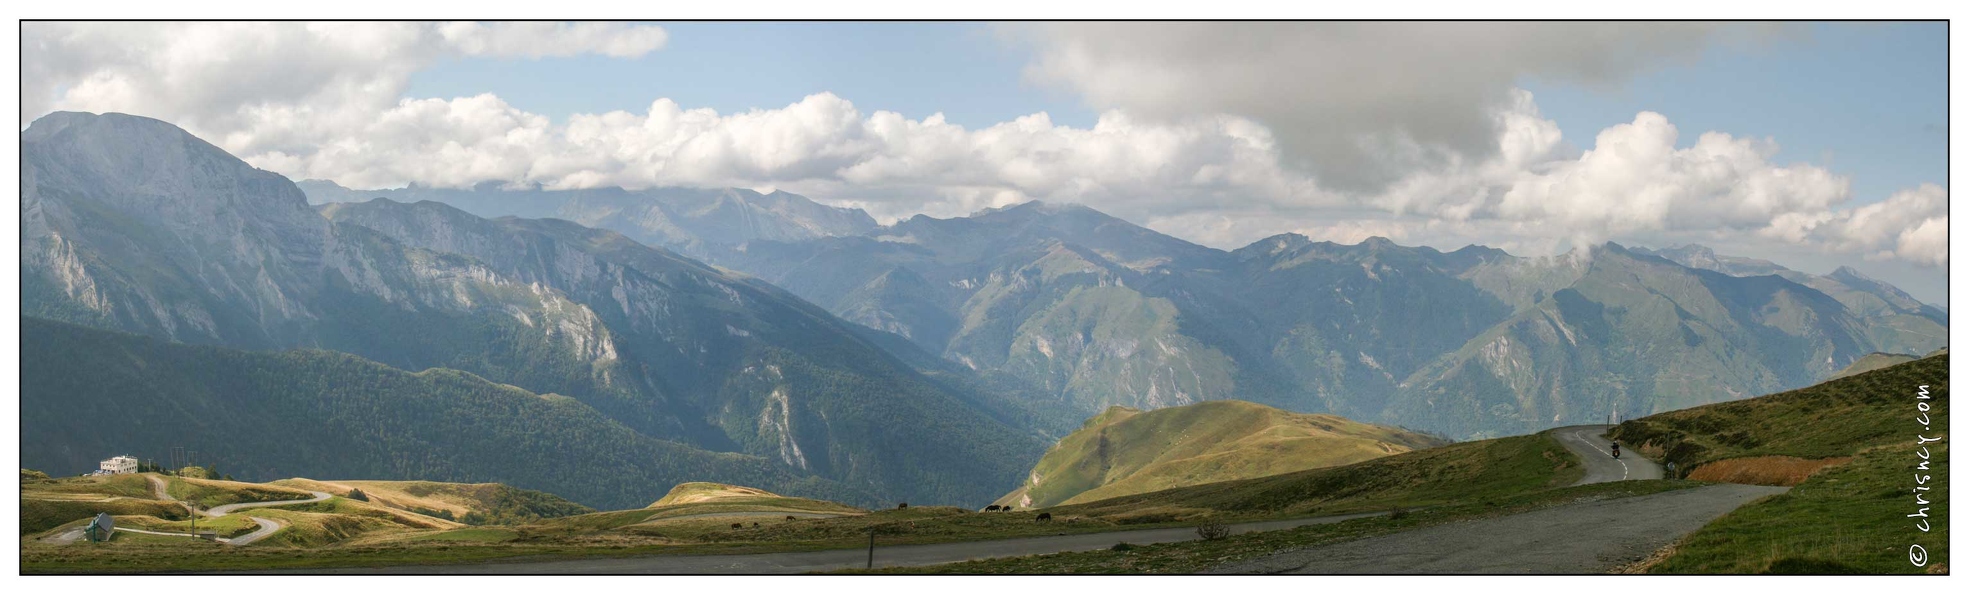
xmin=146 ymin=474 xmax=171 ymax=501
xmin=1211 ymin=483 xmax=1786 ymax=574
xmin=41 ymin=527 xmax=86 ymax=545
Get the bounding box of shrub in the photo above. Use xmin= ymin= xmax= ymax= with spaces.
xmin=346 ymin=488 xmax=368 ymax=502
xmin=1195 ymin=522 xmax=1231 ymax=541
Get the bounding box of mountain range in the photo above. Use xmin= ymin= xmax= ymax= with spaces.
xmin=22 ymin=112 xmax=1048 ymax=509
xmin=297 ymin=180 xmax=878 ymax=262
xmin=20 ymin=111 xmax=1948 ymax=513
xmin=306 ymin=171 xmax=1947 ymax=440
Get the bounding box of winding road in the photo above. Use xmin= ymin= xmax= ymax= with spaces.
xmin=131 ymin=474 xmax=333 ymax=545
xmin=1551 ymin=425 xmax=1664 ymax=485
xmin=1210 ymin=426 xmax=1776 ymax=574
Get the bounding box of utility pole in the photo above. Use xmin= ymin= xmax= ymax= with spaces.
xmin=866 ymin=525 xmax=876 ymax=569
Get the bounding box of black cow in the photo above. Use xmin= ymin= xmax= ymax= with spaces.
xmin=730 ymin=523 xmax=743 ymax=529
xmin=1036 ymin=512 xmax=1053 ymax=522
xmin=985 ymin=505 xmax=1000 ymax=511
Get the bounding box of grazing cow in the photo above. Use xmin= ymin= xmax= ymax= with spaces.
xmin=786 ymin=515 xmax=797 ymax=520
xmin=731 ymin=523 xmax=743 ymax=530
xmin=898 ymin=502 xmax=909 ymax=509
xmin=1036 ymin=512 xmax=1053 ymax=522
xmin=752 ymin=522 xmax=760 ymax=527
xmin=985 ymin=505 xmax=1000 ymax=512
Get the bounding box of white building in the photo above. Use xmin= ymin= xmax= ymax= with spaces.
xmin=99 ymin=455 xmax=138 ymax=475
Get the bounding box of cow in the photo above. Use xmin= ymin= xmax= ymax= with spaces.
xmin=984 ymin=505 xmax=1000 ymax=511
xmin=1036 ymin=512 xmax=1053 ymax=522
xmin=786 ymin=515 xmax=797 ymax=520
xmin=898 ymin=502 xmax=909 ymax=509
xmin=730 ymin=523 xmax=743 ymax=530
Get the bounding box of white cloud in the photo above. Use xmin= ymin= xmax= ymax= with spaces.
xmin=1005 ymin=22 xmax=1794 ymax=190
xmin=1376 ymin=101 xmax=1851 ymax=245
xmin=245 ymin=91 xmax=1329 ymax=226
xmin=1763 ymin=184 xmax=1949 ymax=266
xmin=19 ymin=21 xmax=1942 ymax=270
xmin=21 ymin=21 xmax=667 ymax=139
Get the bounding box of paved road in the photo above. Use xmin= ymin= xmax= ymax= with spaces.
xmin=206 ymin=491 xmax=332 ymax=517
xmin=224 ymin=517 xmax=287 ymax=545
xmin=106 ymin=516 xmax=287 ymax=545
xmin=130 ymin=474 xmax=327 ymax=545
xmin=300 ymin=512 xmax=1385 ymax=574
xmin=115 ymin=527 xmax=204 ymax=539
xmin=1551 ymin=425 xmax=1664 ymax=485
xmin=1213 ymin=483 xmax=1786 ymax=574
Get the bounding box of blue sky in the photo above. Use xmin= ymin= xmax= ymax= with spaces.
xmin=407 ymin=21 xmax=1945 ymax=210
xmin=1521 ymin=22 xmax=1946 ymax=207
xmin=407 ymin=22 xmax=1095 ymax=129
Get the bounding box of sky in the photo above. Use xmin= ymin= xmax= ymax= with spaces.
xmin=19 ymin=21 xmax=1949 ymax=302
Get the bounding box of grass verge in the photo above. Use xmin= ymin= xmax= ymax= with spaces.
xmin=1648 ymin=441 xmax=1946 ymax=574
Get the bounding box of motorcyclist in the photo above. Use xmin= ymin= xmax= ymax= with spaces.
xmin=1611 ymin=442 xmax=1621 ymax=458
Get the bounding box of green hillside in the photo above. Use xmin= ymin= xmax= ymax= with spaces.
xmin=18 ymin=316 xmax=874 ymax=510
xmin=1611 ymin=354 xmax=1948 ymax=573
xmin=636 ymin=482 xmax=862 ymax=522
xmin=1054 ymin=431 xmax=1584 ymax=521
xmin=273 ymin=479 xmax=593 ymax=524
xmin=998 ymin=401 xmax=1445 ymax=509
